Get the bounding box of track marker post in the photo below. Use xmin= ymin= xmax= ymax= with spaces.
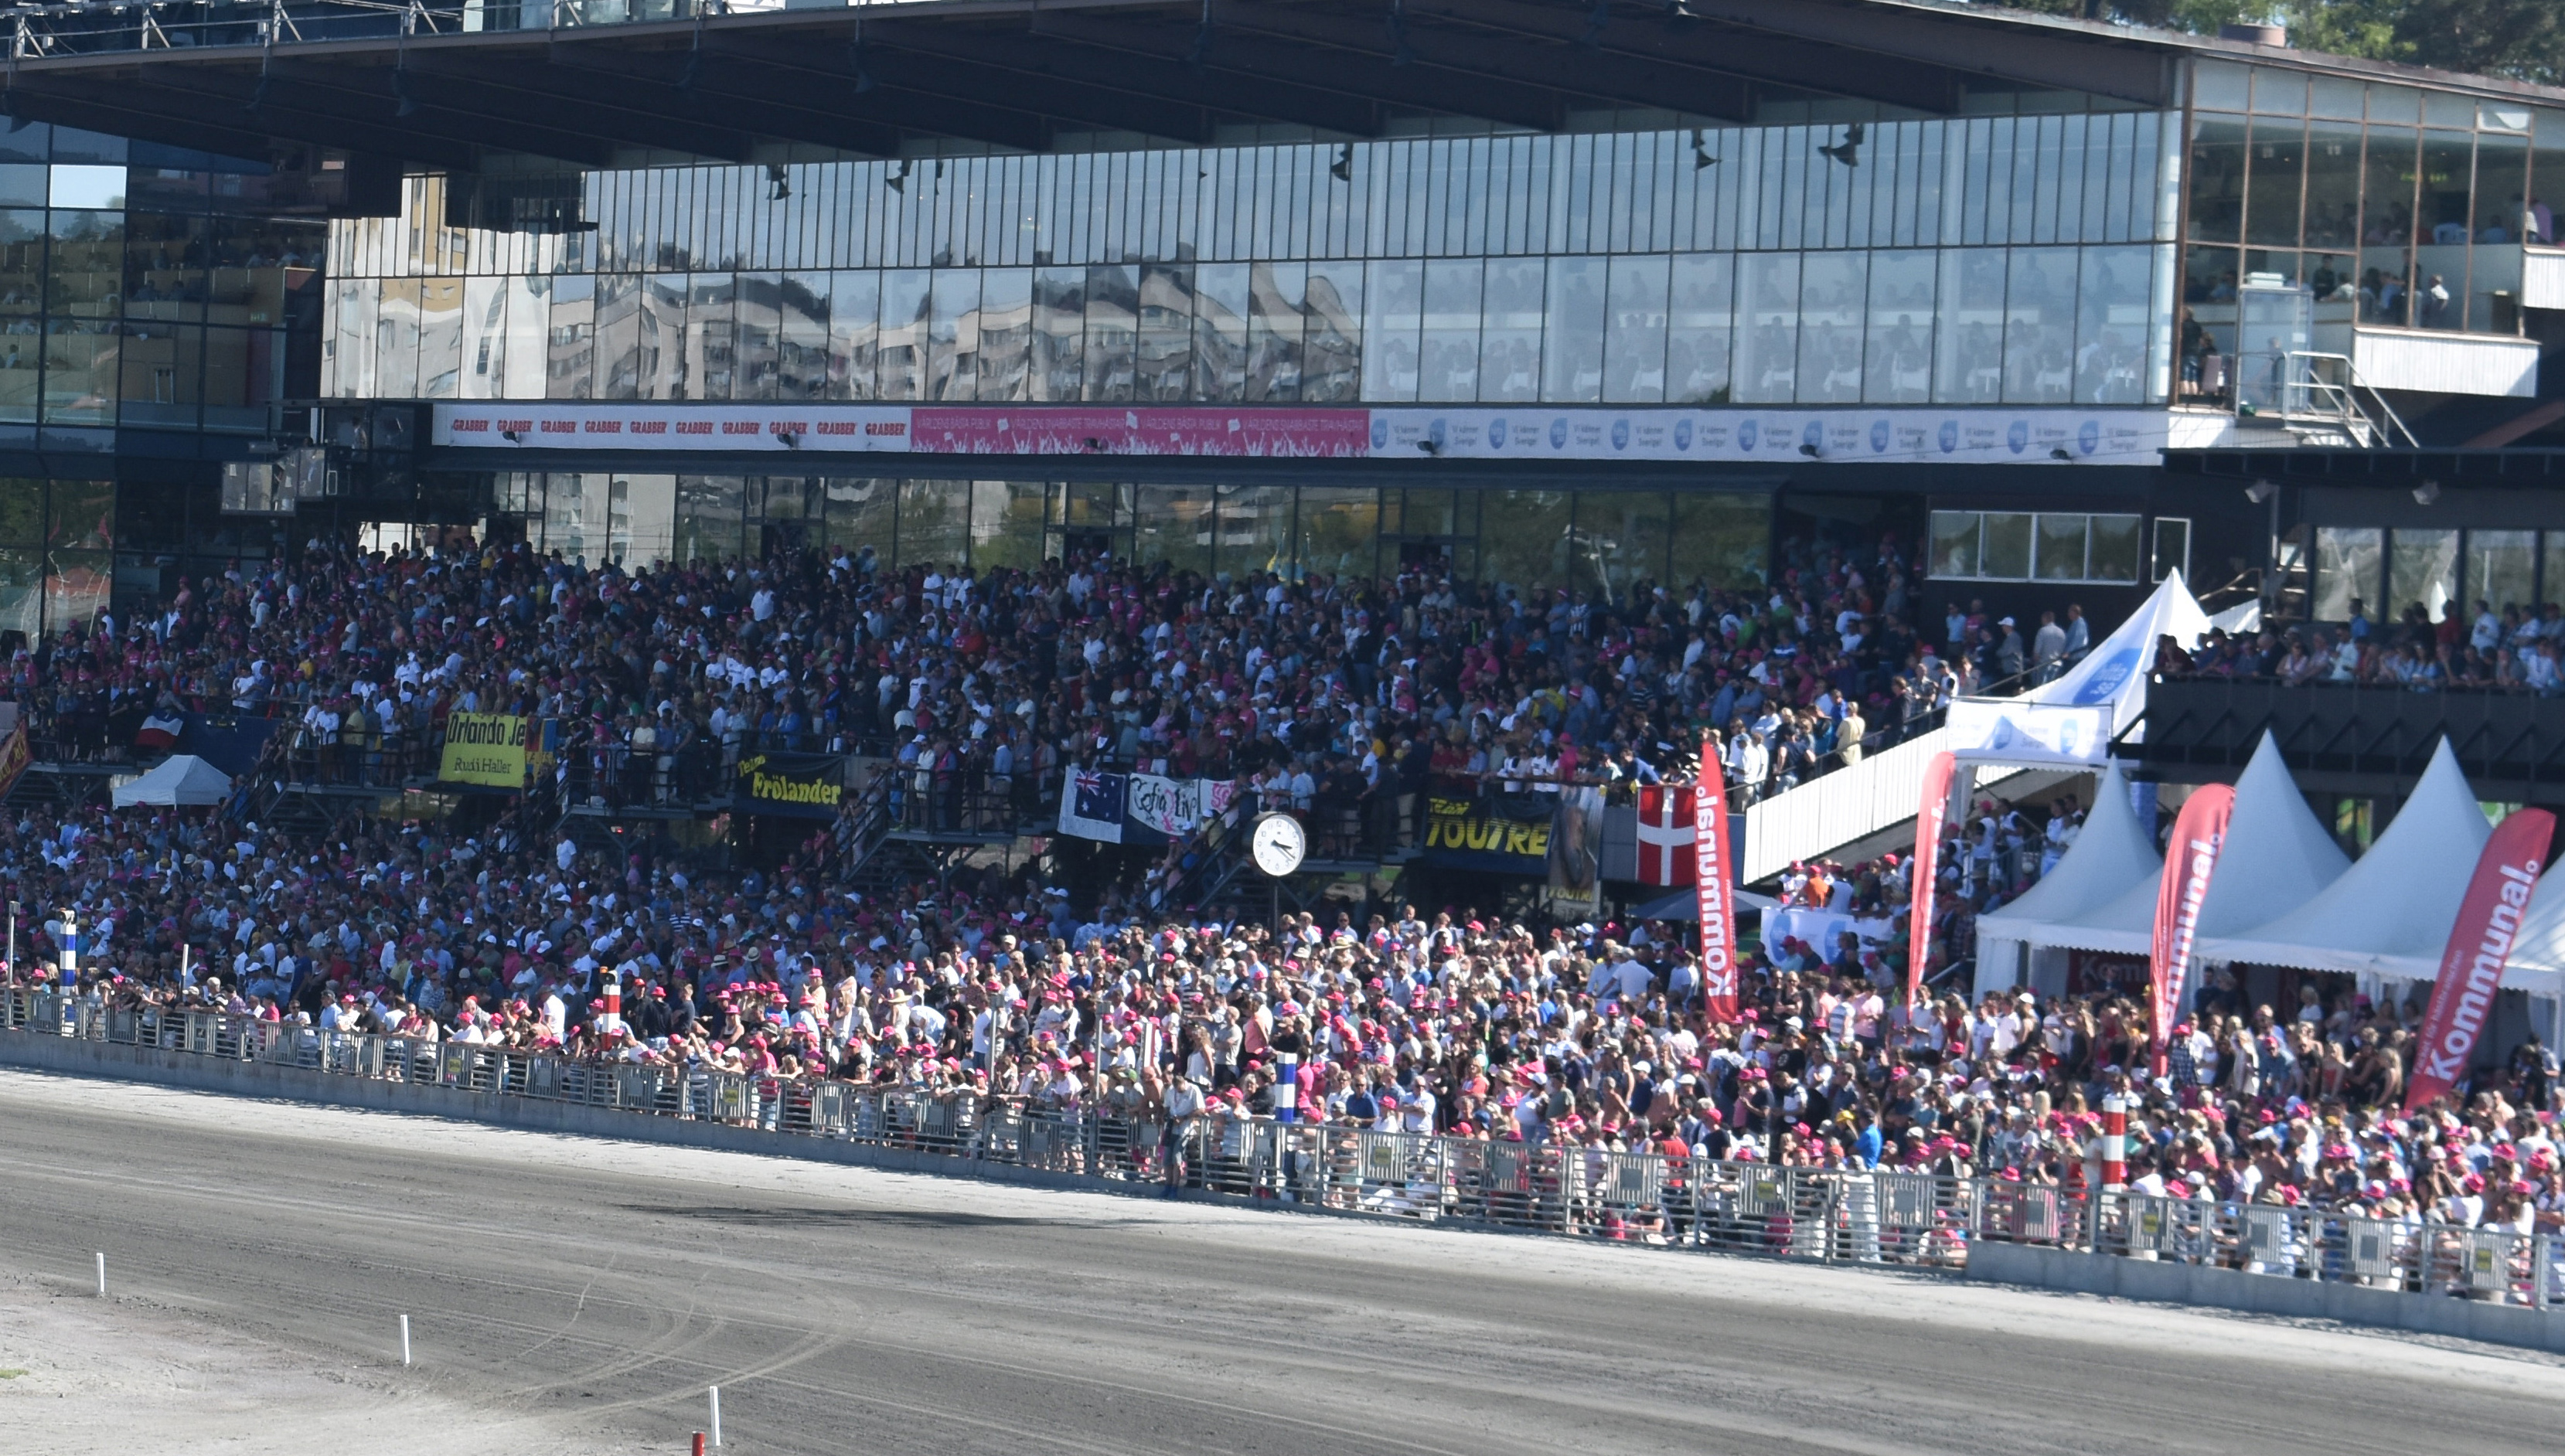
xmin=400 ymin=1315 xmax=411 ymax=1366
xmin=94 ymin=1253 xmax=104 ymax=1297
xmin=708 ymin=1385 xmax=722 ymax=1447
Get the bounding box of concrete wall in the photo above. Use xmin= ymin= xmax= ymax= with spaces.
xmin=1969 ymin=1239 xmax=2565 ymax=1356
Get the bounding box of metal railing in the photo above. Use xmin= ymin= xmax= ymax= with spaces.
xmin=9 ymin=990 xmax=2563 ymax=1309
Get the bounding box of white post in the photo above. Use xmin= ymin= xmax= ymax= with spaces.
xmin=94 ymin=1252 xmax=104 ymax=1296
xmin=708 ymin=1385 xmax=722 ymax=1447
xmin=400 ymin=1314 xmax=411 ymax=1365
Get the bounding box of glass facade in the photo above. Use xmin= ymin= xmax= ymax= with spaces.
xmin=502 ymin=474 xmax=1772 ymax=594
xmin=2182 ymin=60 xmax=2565 ymax=365
xmin=328 ymin=111 xmax=2182 ymax=407
xmin=2312 ymin=522 xmax=2565 ymax=622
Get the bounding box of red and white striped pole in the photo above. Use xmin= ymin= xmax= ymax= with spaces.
xmin=2100 ymin=1093 xmax=2128 ymax=1190
xmin=601 ymin=972 xmax=622 ymax=1035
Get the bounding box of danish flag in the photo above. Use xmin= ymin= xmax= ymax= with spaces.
xmin=1633 ymin=784 xmax=1695 ymax=886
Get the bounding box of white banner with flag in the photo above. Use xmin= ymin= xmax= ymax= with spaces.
xmin=1633 ymin=784 xmax=1695 ymax=886
xmin=1058 ymin=769 xmax=1127 ymax=843
xmin=1946 ymin=570 xmax=2211 ymax=767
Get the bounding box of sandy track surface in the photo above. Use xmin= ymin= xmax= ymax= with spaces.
xmin=0 ymin=1067 xmax=2559 ymax=1454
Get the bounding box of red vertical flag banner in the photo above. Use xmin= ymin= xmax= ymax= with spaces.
xmin=2148 ymin=784 xmax=2235 ymax=1075
xmin=1905 ymin=751 xmax=1957 ymax=1008
xmin=1695 ymin=735 xmax=1738 ymax=1024
xmin=2405 ymin=809 xmax=2553 ymax=1112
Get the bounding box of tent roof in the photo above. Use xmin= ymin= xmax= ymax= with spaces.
xmin=2203 ymin=739 xmax=2488 ymax=979
xmin=2489 ymin=865 xmax=2565 ymax=1000
xmin=2189 ymin=730 xmax=2353 ymax=941
xmin=110 ymin=754 xmax=233 ymax=808
xmin=1980 ymin=760 xmax=2161 ymax=937
xmin=2025 ymin=569 xmax=2212 ymax=716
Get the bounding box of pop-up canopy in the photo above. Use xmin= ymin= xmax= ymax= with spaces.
xmin=1975 ymin=760 xmax=2161 ymax=986
xmin=2202 ymin=739 xmax=2489 ymax=981
xmin=1942 ymin=571 xmax=2211 ymax=767
xmin=110 ymin=754 xmax=233 ymax=808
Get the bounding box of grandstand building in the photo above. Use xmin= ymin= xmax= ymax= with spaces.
xmin=1 ymin=0 xmax=2563 ymax=630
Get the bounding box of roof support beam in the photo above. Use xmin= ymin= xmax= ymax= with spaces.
xmin=1670 ymin=0 xmax=2174 ymax=105
xmin=543 ymin=45 xmax=910 ymax=156
xmin=1187 ymin=7 xmax=1566 ymax=130
xmin=1017 ymin=12 xmax=1388 ymax=136
xmin=404 ymin=53 xmax=758 ymax=162
xmin=866 ymin=22 xmax=1220 ymax=143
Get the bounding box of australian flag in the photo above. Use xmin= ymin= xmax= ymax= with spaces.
xmin=1059 ymin=768 xmax=1127 ymax=844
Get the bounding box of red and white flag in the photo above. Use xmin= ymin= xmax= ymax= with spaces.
xmin=1634 ymin=783 xmax=1695 ymax=886
xmin=2405 ymin=809 xmax=2553 ymax=1111
xmin=1695 ymin=735 xmax=1739 ymax=1025
xmin=1906 ymin=751 xmax=1957 ymax=1007
xmin=2149 ymin=784 xmax=2235 ymax=1076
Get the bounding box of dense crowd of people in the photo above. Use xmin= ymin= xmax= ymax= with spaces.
xmin=2 ymin=533 xmax=2558 ymax=1255
xmin=2163 ymin=595 xmax=2565 ymax=692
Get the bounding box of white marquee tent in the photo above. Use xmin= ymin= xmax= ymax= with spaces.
xmin=1974 ymin=760 xmax=2161 ymax=997
xmin=1943 ymin=571 xmax=2212 ymax=768
xmin=109 ymin=755 xmax=233 ymax=808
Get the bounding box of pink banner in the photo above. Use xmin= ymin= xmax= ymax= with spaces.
xmin=1906 ymin=750 xmax=1956 ymax=1009
xmin=2406 ymin=809 xmax=2554 ymax=1111
xmin=1695 ymin=734 xmax=1738 ymax=1025
xmin=2149 ymin=784 xmax=2235 ymax=1076
xmin=908 ymin=407 xmax=1369 ymax=458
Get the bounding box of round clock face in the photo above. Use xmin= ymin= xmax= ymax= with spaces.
xmin=1250 ymin=813 xmax=1306 ymax=877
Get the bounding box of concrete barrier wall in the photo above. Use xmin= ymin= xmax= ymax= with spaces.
xmin=1968 ymin=1239 xmax=2565 ymax=1355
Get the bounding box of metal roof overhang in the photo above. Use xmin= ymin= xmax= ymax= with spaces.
xmin=0 ymin=0 xmax=2185 ymax=168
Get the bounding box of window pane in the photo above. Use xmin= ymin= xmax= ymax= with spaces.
xmin=2034 ymin=513 xmax=2088 ymax=580
xmin=1082 ymin=263 xmax=1137 ymax=401
xmin=977 ymin=267 xmax=1031 ymax=403
xmin=1294 ymin=486 xmax=1378 ymax=582
xmin=1602 ymin=254 xmax=1668 ymax=403
xmin=2313 ymin=524 xmax=2380 ymax=621
xmin=119 ymin=321 xmax=199 ymax=429
xmin=1670 ymin=491 xmax=1768 ymax=590
xmin=202 ymin=326 xmax=278 ymax=432
xmin=2545 ymin=532 xmax=2565 ymax=613
xmin=877 ymin=267 xmax=929 ymax=400
xmin=1732 ymin=251 xmax=1799 ymax=403
xmin=2387 ymin=526 xmax=2458 ymax=623
xmin=2003 ymin=247 xmax=2077 ymax=403
xmin=1245 ymin=262 xmax=1303 ymax=403
xmin=1361 ymin=258 xmax=1422 ymax=402
xmin=1478 ymin=258 xmax=1543 ymax=403
xmin=2416 ymin=131 xmax=2471 ymax=328
xmin=2076 ymin=245 xmax=2150 ymax=403
xmin=1795 ymin=250 xmax=1864 ymax=403
xmin=2467 ymin=529 xmax=2536 ymax=615
xmin=1981 ymin=511 xmax=2032 ymax=579
xmin=417 ymin=279 xmax=462 ymax=399
xmin=735 ymin=270 xmax=781 ymax=401
xmin=1216 ymin=484 xmax=1294 ymax=578
xmin=1133 ymin=485 xmax=1215 ymax=577
xmin=1479 ymin=488 xmax=1575 ymax=597
xmin=1301 ymin=261 xmax=1362 ymax=403
xmin=1930 ymin=510 xmax=1981 ymax=579
xmin=1571 ymin=490 xmax=1671 ymax=605
xmin=1862 ymin=250 xmax=1933 ymax=403
xmin=594 ymin=274 xmax=642 ymax=399
xmin=2360 ymin=126 xmax=2417 ymax=326
xmin=896 ymin=479 xmax=969 ymax=571
xmin=46 ymin=209 xmax=121 ymax=317
xmin=1934 ymin=248 xmax=2004 ymax=403
xmin=828 ymin=270 xmax=878 ymax=400
xmin=2245 ymin=117 xmax=2305 ymax=247
xmin=778 ymin=271 xmax=831 ymax=401
xmin=926 ymin=267 xmax=980 ymax=401
xmin=1135 ymin=262 xmax=1192 ymax=400
xmin=686 ymin=273 xmax=734 ymax=400
xmin=2187 ymin=117 xmax=2247 ymax=245
xmin=2304 ymin=121 xmax=2360 ymax=250
xmin=1665 ymin=253 xmax=1732 ymax=403
xmin=1030 ymin=265 xmax=1084 ymax=401
xmin=824 ymin=478 xmax=896 ymax=559
xmin=2471 ymin=132 xmax=2527 ymax=332
xmin=1540 ymin=255 xmax=1606 ymax=403
xmin=1191 ymin=262 xmax=1248 ymax=403
xmin=967 ymin=479 xmax=1049 ymax=572
xmin=676 ymin=475 xmax=744 ymax=563
xmin=1418 ymin=258 xmax=1483 ymax=402
xmin=2089 ymin=514 xmax=2142 ymax=583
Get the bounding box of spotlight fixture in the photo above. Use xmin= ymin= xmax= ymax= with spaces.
xmin=500 ymin=428 xmax=523 ymax=444
xmin=766 ymin=164 xmax=791 ymax=202
xmin=1798 ymin=442 xmax=1821 ymax=458
xmin=775 ymin=430 xmax=802 ymax=449
xmin=885 ymin=158 xmax=915 ymax=194
xmin=1330 ymin=143 xmax=1354 ymax=182
xmin=1415 ymin=439 xmax=1443 ymax=456
xmin=2049 ymin=447 xmax=2073 ymax=461
xmin=2243 ymin=478 xmax=2276 ymax=503
xmin=1820 ymin=122 xmax=1864 ymax=168
xmin=1691 ymin=128 xmax=1718 ymax=171
xmin=2412 ymin=478 xmax=2441 ymax=505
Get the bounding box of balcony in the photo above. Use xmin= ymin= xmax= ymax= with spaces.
xmin=2125 ymin=677 xmax=2565 ymax=805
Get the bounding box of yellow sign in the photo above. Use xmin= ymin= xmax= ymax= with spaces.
xmin=438 ymin=713 xmax=530 ymax=788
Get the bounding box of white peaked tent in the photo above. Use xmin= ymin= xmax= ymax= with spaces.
xmin=2003 ymin=732 xmax=2351 ymax=971
xmin=2202 ymin=739 xmax=2488 ymax=980
xmin=110 ymin=754 xmax=233 ymax=808
xmin=1943 ymin=570 xmax=2213 ymax=767
xmin=2491 ymin=872 xmax=2565 ymax=1043
xmin=1974 ymin=760 xmax=2161 ymax=995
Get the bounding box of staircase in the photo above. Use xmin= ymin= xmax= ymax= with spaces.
xmin=1736 ymin=725 xmax=2080 ymax=886
xmin=2250 ymin=351 xmax=2417 ymax=449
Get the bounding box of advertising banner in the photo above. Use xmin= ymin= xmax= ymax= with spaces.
xmin=1368 ymin=406 xmax=2179 ymax=465
xmin=734 ymin=750 xmax=848 ymax=819
xmin=433 ymin=403 xmax=913 ymax=453
xmin=438 ymin=713 xmax=530 ymax=788
xmin=2405 ymin=809 xmax=2554 ymax=1111
xmin=1058 ymin=769 xmax=1127 ymax=844
xmin=2149 ymin=784 xmax=2236 ymax=1074
xmin=1126 ymin=774 xmax=1207 ymax=842
xmin=909 ymin=406 xmax=1368 ymax=458
xmin=0 ymin=723 xmax=30 ymax=801
xmin=1695 ymin=738 xmax=1739 ymax=1025
xmin=1906 ymin=750 xmax=1957 ymax=1007
xmin=1422 ymin=793 xmax=1554 ymax=874
xmin=1633 ymin=783 xmax=1695 ymax=886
